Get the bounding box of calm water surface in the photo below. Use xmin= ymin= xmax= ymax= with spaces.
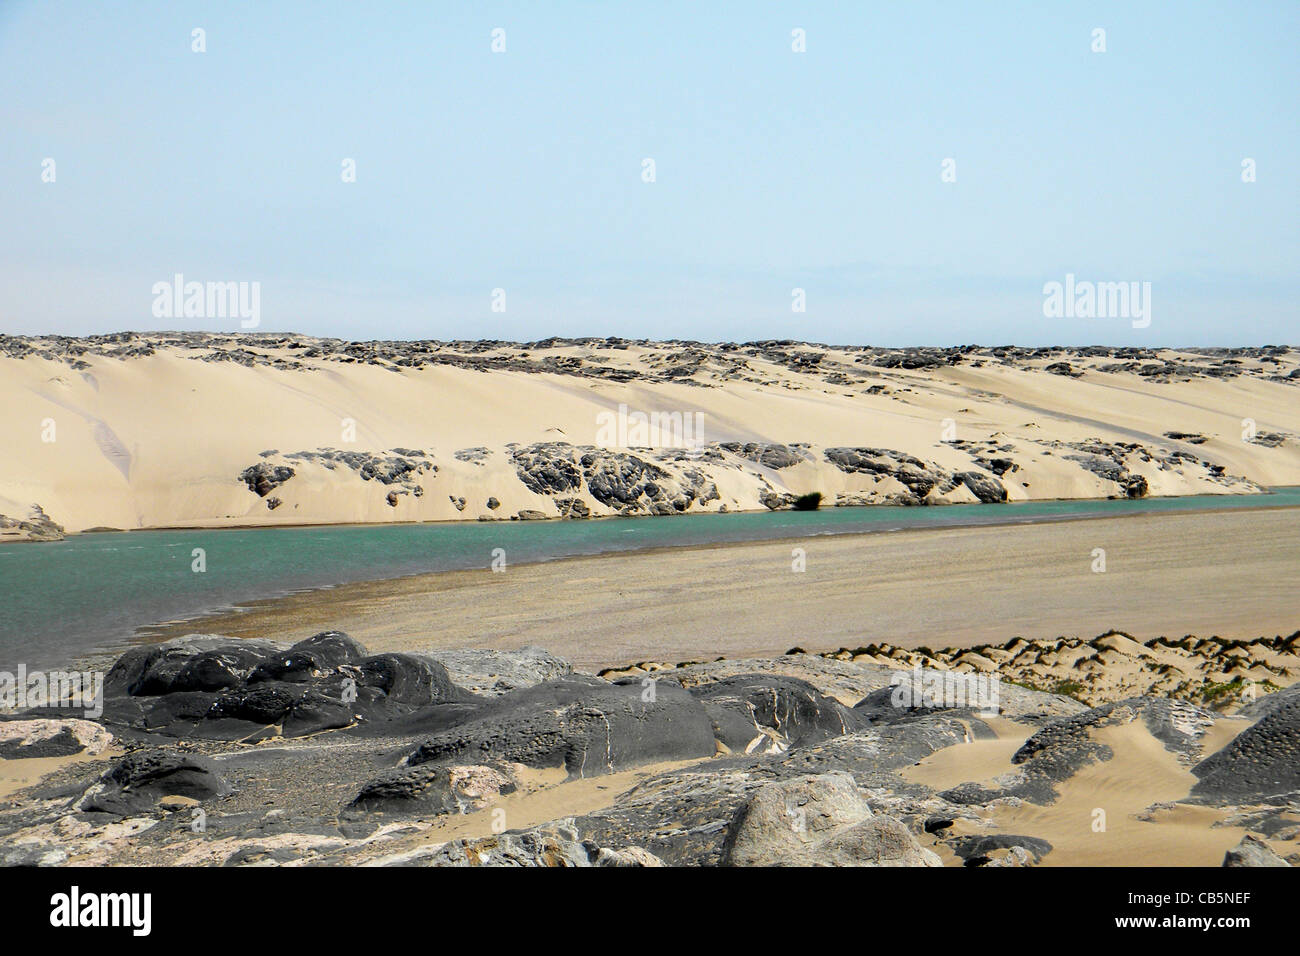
xmin=3 ymin=487 xmax=1298 ymax=667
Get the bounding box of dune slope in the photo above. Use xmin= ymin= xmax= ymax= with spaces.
xmin=2 ymin=334 xmax=1297 ymax=536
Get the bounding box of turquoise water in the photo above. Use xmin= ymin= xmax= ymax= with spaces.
xmin=3 ymin=488 xmax=1299 ymax=668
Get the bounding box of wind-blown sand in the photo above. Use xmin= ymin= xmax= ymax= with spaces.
xmin=3 ymin=334 xmax=1298 ymax=537
xmin=148 ymin=507 xmax=1300 ymax=673
xmin=903 ymin=718 xmax=1256 ymax=867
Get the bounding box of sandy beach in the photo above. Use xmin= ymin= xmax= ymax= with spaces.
xmin=149 ymin=506 xmax=1300 ymax=671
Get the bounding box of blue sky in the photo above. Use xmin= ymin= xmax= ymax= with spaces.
xmin=1 ymin=1 xmax=1295 ymax=345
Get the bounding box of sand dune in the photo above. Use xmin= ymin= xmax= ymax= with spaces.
xmin=2 ymin=334 xmax=1298 ymax=536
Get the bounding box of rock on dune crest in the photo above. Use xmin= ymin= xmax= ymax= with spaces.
xmin=3 ymin=334 xmax=1297 ymax=534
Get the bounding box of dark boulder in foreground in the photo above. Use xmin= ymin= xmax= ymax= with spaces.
xmin=349 ymin=763 xmax=519 ymax=816
xmin=344 ymin=671 xmax=870 ymax=815
xmin=397 ymin=672 xmax=865 ymax=780
xmin=693 ymin=675 xmax=863 ymax=754
xmin=720 ymin=772 xmax=941 ymax=867
xmin=405 ymin=675 xmax=718 ymax=776
xmin=105 ymin=636 xmax=284 ymax=697
xmin=574 ymin=714 xmax=974 ymax=865
xmin=397 ymin=819 xmax=665 ymax=867
xmin=101 ymin=633 xmax=868 ymax=788
xmin=79 ymin=749 xmax=231 ymax=816
xmin=422 ymin=645 xmax=572 ymax=697
xmin=102 ymin=632 xmax=478 ymax=740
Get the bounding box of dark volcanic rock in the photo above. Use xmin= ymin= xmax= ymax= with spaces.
xmin=260 ymin=630 xmax=367 ymax=674
xmin=102 ymin=633 xmax=477 ymax=739
xmin=825 ymin=447 xmax=1005 ymax=504
xmin=238 ymin=463 xmax=295 ymax=497
xmin=512 ymin=444 xmax=582 ymax=495
xmin=718 ymin=442 xmax=804 ymax=469
xmin=349 ymin=763 xmax=518 ymax=816
xmin=0 ymin=504 xmax=65 ymax=542
xmin=80 ymin=749 xmax=231 ymax=816
xmin=955 ymin=471 xmax=1008 ymax=503
xmin=692 ymin=675 xmax=864 ymax=753
xmin=510 ymin=442 xmax=719 ymax=516
xmin=105 ymin=636 xmax=284 ymax=697
xmin=0 ymin=719 xmax=110 ymax=759
xmin=580 ymin=449 xmax=672 ymax=510
xmin=405 ymin=675 xmax=718 ymax=777
xmin=1044 ymin=362 xmax=1078 ymax=377
xmin=1237 ymin=682 xmax=1300 ymax=722
xmin=1193 ymin=693 xmax=1300 ymax=802
xmin=949 ymin=833 xmax=1054 ymax=866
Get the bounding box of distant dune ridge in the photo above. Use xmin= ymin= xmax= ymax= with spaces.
xmin=2 ymin=333 xmax=1298 ymax=538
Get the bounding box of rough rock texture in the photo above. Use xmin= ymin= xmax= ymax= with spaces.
xmin=720 ymin=772 xmax=941 ymax=866
xmin=574 ymin=714 xmax=975 ymax=865
xmin=693 ymin=675 xmax=863 ymax=753
xmin=101 ymin=631 xmax=477 ymax=739
xmin=1222 ymin=834 xmax=1290 ymax=867
xmin=349 ymin=763 xmax=518 ymax=816
xmin=78 ymin=749 xmax=231 ymax=816
xmin=388 ymin=819 xmax=665 ymax=867
xmin=948 ymin=834 xmax=1054 ymax=866
xmin=404 ymin=676 xmax=718 ymax=776
xmin=718 ymin=442 xmax=806 ymax=469
xmin=238 ymin=463 xmax=295 ymax=497
xmin=421 ymin=646 xmax=573 ymax=697
xmin=8 ymin=630 xmax=1296 ymax=868
xmin=1237 ymin=681 xmax=1300 ymax=721
xmin=825 ymin=446 xmax=1006 ymax=505
xmin=804 ymin=631 xmax=1300 ymax=710
xmin=1192 ymin=692 xmax=1300 ymax=801
xmin=511 ymin=443 xmax=720 ymax=517
xmin=602 ymin=653 xmax=1085 ymax=721
xmin=0 ymin=719 xmax=113 ymax=758
xmin=0 ymin=504 xmax=66 ymax=542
